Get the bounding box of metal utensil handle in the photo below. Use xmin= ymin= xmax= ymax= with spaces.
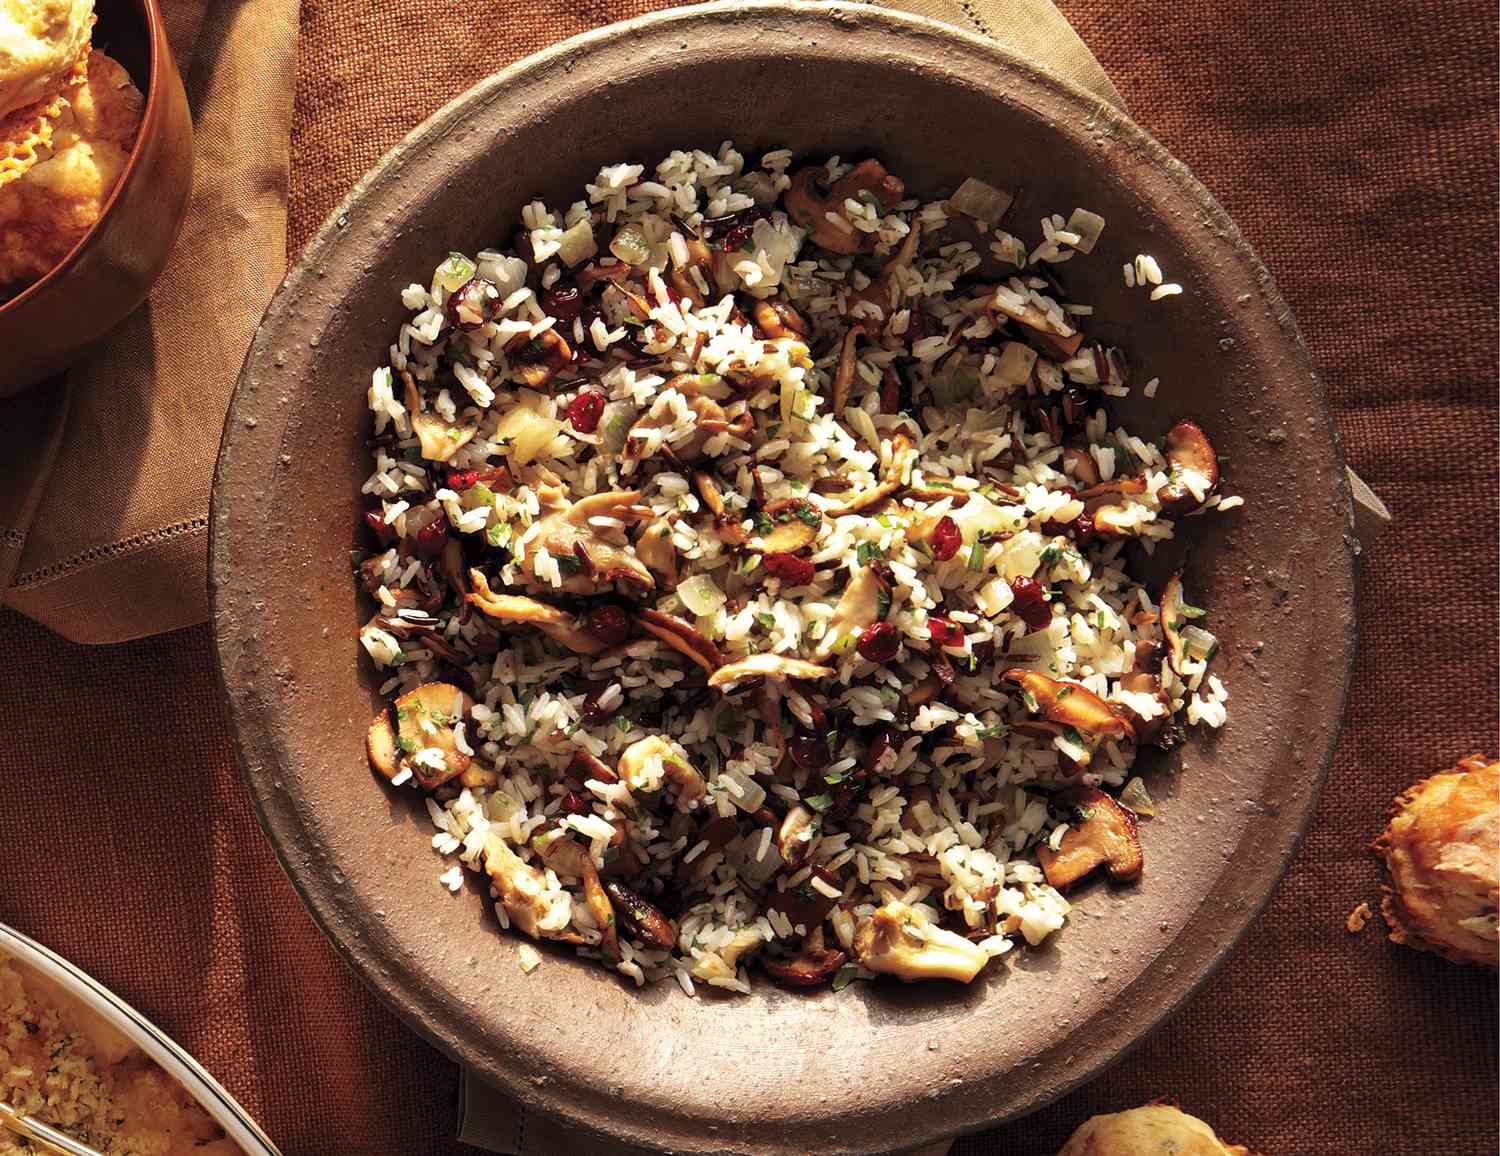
xmin=0 ymin=1101 xmax=106 ymax=1156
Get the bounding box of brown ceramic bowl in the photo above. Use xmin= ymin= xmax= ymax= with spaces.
xmin=210 ymin=4 xmax=1357 ymax=1153
xmin=0 ymin=0 xmax=193 ymax=397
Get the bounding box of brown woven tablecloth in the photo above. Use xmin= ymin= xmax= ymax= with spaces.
xmin=1 ymin=1 xmax=1495 ymax=1154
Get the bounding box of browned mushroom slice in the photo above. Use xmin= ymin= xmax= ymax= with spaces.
xmin=392 ymin=681 xmax=476 ymax=788
xmin=785 ymin=160 xmax=904 ymax=254
xmin=1002 ymin=669 xmax=1131 ymax=741
xmin=618 ymin=735 xmax=706 ymax=803
xmin=1159 ymin=571 xmax=1190 ymax=676
xmin=776 ymin=804 xmax=817 ymax=870
xmin=637 ymin=608 xmax=723 ymax=674
xmin=720 ymin=336 xmax=814 ymax=394
xmin=824 ymin=430 xmax=916 ymax=517
xmin=401 ymin=369 xmax=476 ymax=463
xmin=1078 ymin=475 xmax=1148 ymax=501
xmin=765 ymin=866 xmax=845 ymax=931
xmin=481 ymin=833 xmax=583 ymax=943
xmin=986 ymin=288 xmax=1084 ymax=359
xmin=534 ymin=833 xmax=619 ymax=960
xmin=466 ymin=570 xmax=605 ymax=655
xmin=603 ymin=880 xmax=677 ymax=950
xmin=1157 ymin=419 xmax=1220 ymax=514
xmin=625 ymin=394 xmax=732 ymax=463
xmin=566 ymin=748 xmax=619 ymax=787
xmin=505 ymin=327 xmax=574 ymax=389
xmin=1091 ymin=503 xmax=1141 ymax=540
xmin=813 ymin=564 xmax=884 ymax=659
xmin=707 ymin=653 xmax=836 ymax=690
xmin=751 ymin=299 xmax=810 ymax=340
xmin=761 ymin=927 xmax=848 ymax=988
xmin=692 ymin=470 xmax=748 ymax=547
xmin=1037 ymin=786 xmax=1144 ymax=889
xmin=525 ymin=487 xmax=656 ymax=595
xmin=1114 ymin=671 xmax=1170 ymax=746
xmin=852 ymin=900 xmax=989 ymax=983
xmin=756 ymin=497 xmax=822 ymax=554
xmin=905 ymin=675 xmax=945 ymax=709
xmin=366 ymin=709 xmax=402 ymax=781
xmin=634 ymin=518 xmax=679 ymax=589
xmin=831 ymin=327 xmax=861 ymax=413
xmin=1062 ymin=444 xmax=1102 ymax=487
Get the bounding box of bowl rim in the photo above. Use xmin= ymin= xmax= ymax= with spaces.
xmin=212 ymin=2 xmax=1358 ymax=1150
xmin=0 ymin=0 xmax=166 ymax=317
xmin=0 ymin=922 xmax=284 ymax=1155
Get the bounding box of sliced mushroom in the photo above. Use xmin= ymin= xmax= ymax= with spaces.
xmin=1062 ymin=444 xmax=1102 ymax=488
xmin=1115 ymin=670 xmax=1170 ymax=746
xmin=761 ymin=927 xmax=848 ymax=988
xmin=634 ymin=518 xmax=679 ymax=589
xmin=756 ymin=497 xmax=822 ymax=554
xmin=466 ymin=571 xmax=605 ymax=654
xmin=617 ymin=735 xmax=707 ymax=804
xmin=986 ymin=287 xmax=1084 ymax=360
xmin=637 ymin=608 xmax=723 ymax=674
xmin=905 ymin=675 xmax=944 ymax=709
xmin=366 ymin=710 xmax=402 ymax=781
xmin=751 ymin=299 xmax=809 ymax=340
xmin=603 ymin=880 xmax=677 ymax=949
xmin=566 ymin=747 xmax=619 ymax=787
xmin=831 ymin=327 xmax=861 ymax=413
xmin=1037 ymin=786 xmax=1144 ymax=889
xmin=776 ymin=805 xmax=817 ymax=870
xmin=482 ymin=833 xmax=581 ymax=943
xmin=626 ymin=394 xmax=735 ymax=463
xmin=766 ymin=865 xmax=845 ymax=931
xmin=852 ymin=900 xmax=988 ymax=983
xmin=693 ymin=470 xmax=748 ymax=547
xmin=505 ymin=327 xmax=574 ymax=389
xmin=690 ymin=925 xmax=766 ymax=982
xmin=1091 ymin=503 xmax=1142 ymax=540
xmin=844 ymin=219 xmax=921 ymax=339
xmin=523 ymin=486 xmax=655 ymax=595
xmin=534 ymin=832 xmax=619 ymax=960
xmin=391 ymin=682 xmax=475 ymax=789
xmin=825 ymin=431 xmax=916 ymax=517
xmin=814 ymin=564 xmax=885 ymax=659
xmin=1078 ymin=475 xmax=1148 ymax=501
xmin=719 ymin=336 xmax=814 ymax=394
xmin=402 ymin=369 xmax=476 ymax=463
xmin=1159 ymin=571 xmax=1190 ymax=676
xmin=707 ymin=653 xmax=836 ymax=690
xmin=1157 ymin=419 xmax=1220 ymax=514
xmin=1002 ymin=669 xmax=1131 ymax=741
xmin=784 ymin=160 xmax=904 ymax=254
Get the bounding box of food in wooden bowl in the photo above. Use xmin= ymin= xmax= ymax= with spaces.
xmin=355 ymin=145 xmax=1239 ymax=994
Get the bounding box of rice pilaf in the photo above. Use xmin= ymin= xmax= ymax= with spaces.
xmin=356 ymin=143 xmax=1236 ymax=994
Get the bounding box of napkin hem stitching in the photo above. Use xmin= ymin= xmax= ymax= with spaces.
xmin=10 ymin=516 xmax=209 ymax=589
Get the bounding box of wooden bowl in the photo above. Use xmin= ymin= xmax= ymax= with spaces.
xmin=0 ymin=0 xmax=193 ymax=397
xmin=210 ymin=4 xmax=1358 ymax=1152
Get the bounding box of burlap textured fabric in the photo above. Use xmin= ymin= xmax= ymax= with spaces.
xmin=0 ymin=2 xmax=1494 ymax=1155
xmin=0 ymin=0 xmax=298 ymax=643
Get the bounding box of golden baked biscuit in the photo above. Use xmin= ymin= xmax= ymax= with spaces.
xmin=1373 ymin=753 xmax=1499 ymax=968
xmin=0 ymin=34 xmax=86 ymax=186
xmin=0 ymin=0 xmax=93 ymax=116
xmin=1057 ymin=1104 xmax=1260 ymax=1156
xmin=0 ymin=46 xmax=140 ymax=294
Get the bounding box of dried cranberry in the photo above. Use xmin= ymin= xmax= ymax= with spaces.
xmin=856 ymin=621 xmax=900 ymax=664
xmin=581 ymin=689 xmax=615 ymax=725
xmin=446 ymin=468 xmax=480 ymax=491
xmin=879 ymin=373 xmax=902 ymax=416
xmin=543 ymin=282 xmax=583 ymax=323
xmin=565 ymin=389 xmax=606 ymax=434
xmin=928 ymin=615 xmax=964 ymax=648
xmin=788 ymin=729 xmax=829 ymax=771
xmin=863 ymin=726 xmax=897 ymax=773
xmin=415 ymin=513 xmax=450 ymax=559
xmin=1070 ymin=510 xmax=1096 ymax=543
xmin=585 ymin=603 xmax=630 ymax=646
xmin=364 ymin=509 xmax=395 ymax=545
xmin=929 ymin=516 xmax=962 ymax=562
xmin=763 ymin=553 xmax=815 ymax=585
xmin=720 ymin=222 xmax=754 ymax=251
xmin=1009 ymin=576 xmax=1052 ymax=632
xmin=561 ymin=791 xmax=590 ymax=815
xmin=447 ymin=277 xmax=497 ymax=329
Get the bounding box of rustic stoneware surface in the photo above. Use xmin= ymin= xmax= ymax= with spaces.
xmin=0 ymin=0 xmax=194 ymax=396
xmin=210 ymin=4 xmax=1357 ymax=1153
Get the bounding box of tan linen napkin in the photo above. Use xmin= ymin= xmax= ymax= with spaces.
xmin=0 ymin=0 xmax=299 ymax=644
xmin=450 ymin=11 xmax=1121 ymax=1156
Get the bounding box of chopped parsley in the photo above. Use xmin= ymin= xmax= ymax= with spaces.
xmin=966 ymin=539 xmax=987 ymax=571
xmin=554 ymin=552 xmax=583 ymax=575
xmin=794 ymin=504 xmax=821 ymax=527
xmin=856 ymin=542 xmax=883 ymax=566
xmin=756 ymin=611 xmax=777 ymax=630
xmin=1040 ymin=544 xmax=1062 ymax=565
xmin=831 ymin=964 xmax=860 ymax=992
xmin=803 ymin=793 xmax=834 ymax=813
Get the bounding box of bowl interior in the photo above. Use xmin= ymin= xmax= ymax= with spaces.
xmin=211 ymin=5 xmax=1355 ymax=1153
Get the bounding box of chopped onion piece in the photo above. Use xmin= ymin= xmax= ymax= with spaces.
xmin=609 ymin=223 xmax=652 ymax=267
xmin=557 ymin=219 xmax=598 ymax=268
xmin=949 ymin=177 xmax=1014 ymax=225
xmin=677 ymin=574 xmax=726 ymax=617
xmin=1064 ymin=208 xmax=1106 ymax=254
xmin=720 ymin=767 xmax=767 ymax=813
xmin=993 ymin=341 xmax=1038 ymax=387
xmin=1120 ymin=776 xmax=1156 ymax=817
